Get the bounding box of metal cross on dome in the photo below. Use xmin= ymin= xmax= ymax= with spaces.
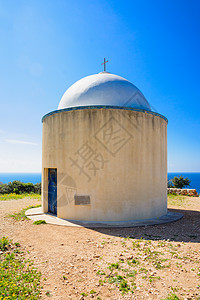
xmin=101 ymin=58 xmax=108 ymax=72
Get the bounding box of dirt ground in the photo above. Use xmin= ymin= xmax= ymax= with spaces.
xmin=0 ymin=196 xmax=200 ymax=300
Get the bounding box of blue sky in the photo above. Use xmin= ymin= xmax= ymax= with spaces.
xmin=0 ymin=0 xmax=199 ymax=172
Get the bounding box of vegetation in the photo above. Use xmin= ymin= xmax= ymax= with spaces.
xmin=0 ymin=193 xmax=41 ymax=201
xmin=80 ymin=292 xmax=88 ymax=297
xmin=162 ymin=293 xmax=180 ymax=300
xmin=167 ymin=194 xmax=188 ymax=207
xmin=0 ymin=237 xmax=10 ymax=251
xmin=0 ymin=237 xmax=41 ymax=299
xmin=33 ymin=220 xmax=46 ymax=225
xmin=8 ymin=205 xmax=41 ymax=221
xmin=93 ymin=235 xmax=200 ymax=297
xmin=0 ymin=181 xmax=41 ymax=195
xmin=168 ymin=176 xmax=191 ymax=189
xmin=45 ymin=290 xmax=52 ymax=297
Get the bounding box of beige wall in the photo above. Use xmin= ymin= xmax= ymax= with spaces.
xmin=42 ymin=108 xmax=167 ymax=222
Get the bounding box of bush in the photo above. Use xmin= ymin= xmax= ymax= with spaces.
xmin=0 ymin=236 xmax=10 ymax=251
xmin=0 ymin=181 xmax=41 ymax=195
xmin=34 ymin=182 xmax=41 ymax=194
xmin=33 ymin=220 xmax=46 ymax=225
xmin=168 ymin=181 xmax=174 ymax=188
xmin=168 ymin=176 xmax=191 ymax=189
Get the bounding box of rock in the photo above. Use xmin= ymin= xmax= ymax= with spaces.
xmin=168 ymin=188 xmax=198 ymax=196
xmin=127 ymin=255 xmax=133 ymax=259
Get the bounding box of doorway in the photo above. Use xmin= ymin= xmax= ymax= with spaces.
xmin=48 ymin=168 xmax=57 ymax=215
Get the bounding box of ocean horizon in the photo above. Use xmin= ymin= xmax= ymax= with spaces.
xmin=0 ymin=173 xmax=41 ymax=185
xmin=0 ymin=172 xmax=200 ymax=193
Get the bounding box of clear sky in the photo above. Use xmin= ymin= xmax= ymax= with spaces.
xmin=0 ymin=0 xmax=199 ymax=173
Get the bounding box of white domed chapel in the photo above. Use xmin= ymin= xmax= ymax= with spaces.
xmin=39 ymin=67 xmax=182 ymax=226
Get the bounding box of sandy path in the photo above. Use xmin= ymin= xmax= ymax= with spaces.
xmin=0 ymin=196 xmax=200 ymax=299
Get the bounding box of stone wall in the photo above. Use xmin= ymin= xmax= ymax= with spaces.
xmin=168 ymin=188 xmax=199 ymax=197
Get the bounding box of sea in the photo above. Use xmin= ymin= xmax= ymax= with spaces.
xmin=0 ymin=172 xmax=200 ymax=193
xmin=0 ymin=173 xmax=41 ymax=185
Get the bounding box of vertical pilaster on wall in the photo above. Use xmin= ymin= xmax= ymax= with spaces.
xmin=42 ymin=168 xmax=48 ymax=213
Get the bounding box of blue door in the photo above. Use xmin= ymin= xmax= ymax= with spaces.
xmin=48 ymin=168 xmax=57 ymax=215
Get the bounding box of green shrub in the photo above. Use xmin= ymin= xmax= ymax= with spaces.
xmin=0 ymin=236 xmax=10 ymax=251
xmin=33 ymin=220 xmax=46 ymax=225
xmin=0 ymin=181 xmax=41 ymax=195
xmin=168 ymin=176 xmax=191 ymax=189
xmin=33 ymin=183 xmax=41 ymax=194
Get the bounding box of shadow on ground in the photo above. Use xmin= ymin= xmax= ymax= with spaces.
xmin=87 ymin=208 xmax=200 ymax=243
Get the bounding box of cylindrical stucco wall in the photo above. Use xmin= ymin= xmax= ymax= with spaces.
xmin=42 ymin=107 xmax=167 ymax=222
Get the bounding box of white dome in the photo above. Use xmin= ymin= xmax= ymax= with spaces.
xmin=58 ymin=72 xmax=151 ymax=111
